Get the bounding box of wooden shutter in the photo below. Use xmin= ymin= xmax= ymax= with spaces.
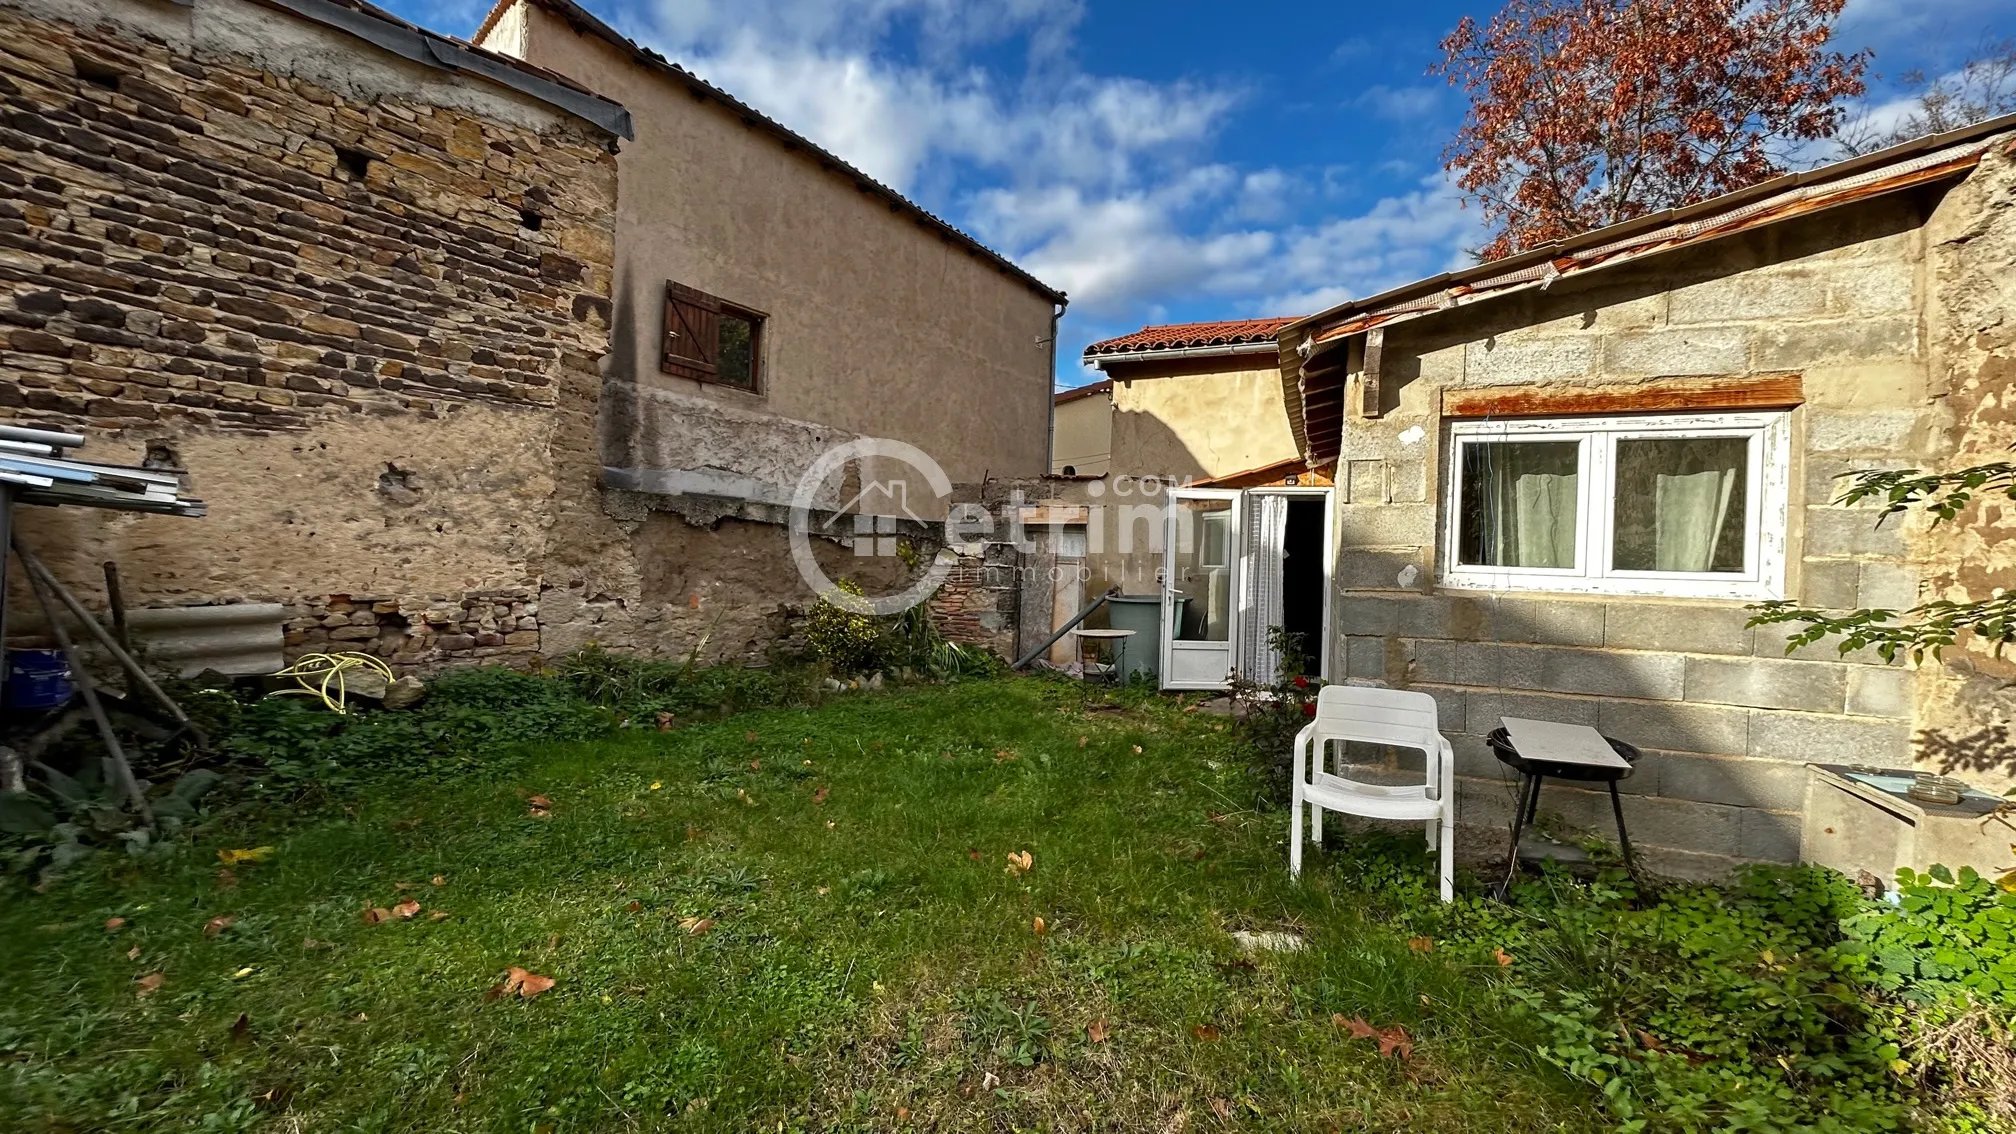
xmin=661 ymin=281 xmax=720 ymax=381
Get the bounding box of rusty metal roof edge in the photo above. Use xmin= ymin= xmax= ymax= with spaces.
xmin=472 ymin=0 xmax=1066 ymax=305
xmin=1284 ymin=111 xmax=2016 ymax=344
xmin=254 ymin=0 xmax=632 ymax=138
xmin=1081 ymin=317 xmax=1299 ymax=358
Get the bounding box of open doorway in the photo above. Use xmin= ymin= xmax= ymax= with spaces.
xmin=1278 ymin=496 xmax=1326 ymax=676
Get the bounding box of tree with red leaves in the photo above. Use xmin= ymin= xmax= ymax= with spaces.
xmin=1434 ymin=0 xmax=1868 ymax=261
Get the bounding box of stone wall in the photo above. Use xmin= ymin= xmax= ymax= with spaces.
xmin=1327 ymin=185 xmax=1977 ymax=878
xmin=0 ymin=0 xmax=619 ymax=667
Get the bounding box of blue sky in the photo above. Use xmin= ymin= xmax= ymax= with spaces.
xmin=389 ymin=0 xmax=2012 ymax=388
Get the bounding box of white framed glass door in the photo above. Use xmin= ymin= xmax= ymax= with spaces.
xmin=1161 ymin=488 xmax=1242 ymax=690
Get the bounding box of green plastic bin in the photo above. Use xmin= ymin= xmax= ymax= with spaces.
xmin=1103 ymin=594 xmax=1182 ymax=686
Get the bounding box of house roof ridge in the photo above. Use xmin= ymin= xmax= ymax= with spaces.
xmin=472 ymin=0 xmax=1066 ymax=306
xmin=1083 ymin=316 xmax=1298 ymax=358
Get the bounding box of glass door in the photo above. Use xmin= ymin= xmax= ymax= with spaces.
xmin=1160 ymin=488 xmax=1242 ymax=690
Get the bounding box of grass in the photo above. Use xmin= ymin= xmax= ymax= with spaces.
xmin=0 ymin=676 xmax=1598 ymax=1132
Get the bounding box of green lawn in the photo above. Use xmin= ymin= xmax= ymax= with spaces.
xmin=1 ymin=678 xmax=1597 ymax=1132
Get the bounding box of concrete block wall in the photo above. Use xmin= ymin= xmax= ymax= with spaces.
xmin=1330 ymin=191 xmax=1950 ymax=879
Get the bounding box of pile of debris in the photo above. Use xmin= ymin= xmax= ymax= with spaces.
xmin=0 ymin=423 xmax=204 ymax=516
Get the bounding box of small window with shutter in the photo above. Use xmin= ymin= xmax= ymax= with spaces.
xmin=662 ymin=281 xmax=765 ymax=393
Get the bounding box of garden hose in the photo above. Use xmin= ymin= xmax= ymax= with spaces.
xmin=269 ymin=652 xmax=396 ymax=714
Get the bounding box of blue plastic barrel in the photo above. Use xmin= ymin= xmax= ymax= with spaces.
xmin=6 ymin=648 xmax=74 ymax=709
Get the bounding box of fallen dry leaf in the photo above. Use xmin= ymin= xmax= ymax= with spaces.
xmin=361 ymin=907 xmax=392 ymax=925
xmin=649 ymin=781 xmax=662 ymax=790
xmin=217 ymin=847 xmax=274 ymax=866
xmin=626 ymin=900 xmax=642 ymax=913
xmin=391 ymin=899 xmax=422 ymax=920
xmin=1376 ymin=1024 xmax=1414 ymax=1060
xmin=1131 ymin=745 xmax=1143 ymax=754
xmin=428 ymin=910 xmax=451 ymax=921
xmin=203 ymin=915 xmax=236 ymax=937
xmin=136 ymin=972 xmax=164 ymax=996
xmin=1492 ymin=946 xmax=1514 ymax=968
xmin=104 ymin=917 xmax=127 ymax=932
xmin=813 ymin=786 xmax=829 ymax=804
xmin=1087 ymin=1018 xmax=1110 ymax=1043
xmin=744 ymin=731 xmax=760 ymax=743
xmin=1336 ymin=1014 xmax=1378 ymax=1039
xmin=1032 ymin=916 xmax=1047 ymax=935
xmin=1077 ymin=735 xmax=1088 ymax=747
xmin=994 ymin=749 xmax=1017 ymax=763
xmin=518 ymin=972 xmax=556 ymax=998
xmin=656 ymin=712 xmax=674 ymax=731
xmin=215 ymin=869 xmax=239 ymax=889
xmin=967 ymin=848 xmax=983 ymax=861
xmin=1005 ymin=850 xmax=1034 ymax=876
xmin=527 ymin=794 xmax=553 ymax=818
xmin=749 ymin=760 xmax=761 ymax=770
xmin=679 ymin=916 xmax=716 ymax=936
xmin=126 ymin=945 xmax=141 ymax=960
xmin=1209 ymin=1098 xmax=1233 ymax=1121
xmin=431 ymin=875 xmax=446 ymax=886
xmin=493 ymin=966 xmax=557 ymax=1000
xmin=1408 ymin=936 xmax=1434 ymax=954
xmin=1190 ymin=1024 xmax=1221 ymax=1042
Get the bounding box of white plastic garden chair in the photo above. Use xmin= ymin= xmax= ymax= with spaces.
xmin=1290 ymin=685 xmax=1456 ymax=902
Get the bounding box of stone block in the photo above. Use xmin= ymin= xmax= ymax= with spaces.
xmin=1603 ymin=601 xmax=1755 ymax=655
xmin=1738 ymin=809 xmax=1802 ymax=863
xmin=1598 ymin=699 xmax=1750 ymax=756
xmin=1823 ymin=259 xmax=1915 ymax=315
xmin=1346 ymin=459 xmax=1384 ymax=505
xmin=1388 ymin=459 xmax=1427 ymax=504
xmin=1857 ymin=562 xmax=1920 ymax=610
xmin=1487 ymin=596 xmax=1607 ymax=647
xmin=1802 ymin=507 xmax=1905 ymax=558
xmin=1845 ymin=666 xmax=1912 ymax=719
xmin=1750 ymin=618 xmax=1897 ymax=666
xmin=1617 ymin=794 xmax=1744 ymax=859
xmin=1465 ymin=335 xmax=1597 ymax=385
xmin=1335 ymin=503 xmax=1434 ymax=547
xmin=1653 ymin=752 xmax=1807 ymax=811
xmin=1753 ymin=316 xmax=1916 ymax=370
xmin=1805 ymin=409 xmax=1923 ymax=453
xmin=1339 ymin=547 xmax=1430 ymax=592
xmin=1683 ymin=655 xmax=1848 ymax=713
xmin=1465 ymin=689 xmax=1601 ymax=734
xmin=1799 ymin=560 xmax=1860 ymax=609
xmin=1748 ymin=711 xmax=1909 ymax=764
xmin=1414 ymin=684 xmax=1466 ymax=733
xmin=1407 ymin=639 xmax=1503 ymax=687
xmin=1339 ymin=596 xmax=1398 ymax=636
xmin=1800 ymin=364 xmax=1922 ymax=411
xmin=1668 ymin=270 xmax=1826 ymax=324
xmin=1500 ymin=645 xmax=1686 ymax=700
xmin=1602 ymin=325 xmax=1750 ymax=376
xmin=1344 ymin=635 xmax=1387 ymax=680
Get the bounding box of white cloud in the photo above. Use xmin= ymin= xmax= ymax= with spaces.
xmin=1354 ymin=84 xmax=1445 ymax=123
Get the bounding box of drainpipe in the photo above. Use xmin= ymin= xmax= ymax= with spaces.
xmin=1044 ymin=303 xmax=1064 ymax=474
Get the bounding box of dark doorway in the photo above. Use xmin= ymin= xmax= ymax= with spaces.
xmin=1279 ymin=497 xmax=1325 ymax=677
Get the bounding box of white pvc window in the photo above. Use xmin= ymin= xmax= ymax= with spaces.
xmin=1441 ymin=412 xmax=1789 ymax=600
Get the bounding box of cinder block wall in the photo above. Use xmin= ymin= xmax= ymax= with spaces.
xmin=1330 ymin=189 xmax=1959 ymax=878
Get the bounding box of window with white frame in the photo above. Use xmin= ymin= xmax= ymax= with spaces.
xmin=1441 ymin=412 xmax=1789 ymax=600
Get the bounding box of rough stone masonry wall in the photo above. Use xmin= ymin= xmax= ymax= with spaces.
xmin=1333 ymin=188 xmax=1956 ymax=879
xmin=0 ymin=0 xmax=617 ymax=669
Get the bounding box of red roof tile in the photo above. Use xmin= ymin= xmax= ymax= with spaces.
xmin=1082 ymin=317 xmax=1297 ymax=358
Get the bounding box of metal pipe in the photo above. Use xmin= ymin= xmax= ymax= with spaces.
xmin=1011 ymin=588 xmax=1118 ymax=670
xmin=0 ymin=425 xmax=85 ymax=449
xmin=16 ymin=545 xmax=196 ymax=734
xmin=21 ymin=559 xmax=153 ymax=827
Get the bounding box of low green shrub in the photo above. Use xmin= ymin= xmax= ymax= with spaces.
xmin=1332 ymin=837 xmax=2016 ymax=1132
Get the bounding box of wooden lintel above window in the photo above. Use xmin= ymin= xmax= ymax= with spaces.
xmin=1441 ymin=373 xmax=1803 ymax=419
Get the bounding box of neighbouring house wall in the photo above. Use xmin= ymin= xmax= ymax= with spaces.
xmin=1050 ymin=388 xmax=1110 ymax=476
xmin=0 ymin=0 xmax=621 ymax=667
xmin=483 ymin=0 xmax=1058 ymax=490
xmin=1077 ymin=356 xmax=1300 ymax=598
xmin=1329 ymin=187 xmax=1967 ymax=879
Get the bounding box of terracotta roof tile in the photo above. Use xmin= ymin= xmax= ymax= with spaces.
xmin=1082 ymin=317 xmax=1296 ymax=358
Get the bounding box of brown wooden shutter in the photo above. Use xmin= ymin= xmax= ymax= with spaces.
xmin=661 ymin=281 xmax=720 ymax=381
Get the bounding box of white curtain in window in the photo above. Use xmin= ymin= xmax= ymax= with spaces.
xmin=1509 ymin=471 xmax=1578 ymax=568
xmin=1651 ymin=468 xmax=1739 ymax=572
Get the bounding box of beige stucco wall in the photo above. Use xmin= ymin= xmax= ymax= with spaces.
xmin=483 ymin=2 xmax=1059 ymax=490
xmin=1050 ymin=388 xmax=1111 ymax=475
xmin=1310 ymin=171 xmax=2016 ymax=878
